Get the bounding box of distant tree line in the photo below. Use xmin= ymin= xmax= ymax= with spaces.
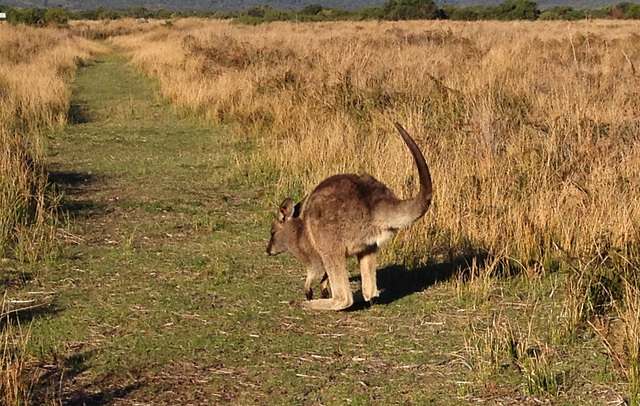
xmin=443 ymin=0 xmax=640 ymax=20
xmin=2 ymin=0 xmax=640 ymax=25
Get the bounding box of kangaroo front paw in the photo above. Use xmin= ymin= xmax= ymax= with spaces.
xmin=305 ymin=288 xmax=313 ymax=301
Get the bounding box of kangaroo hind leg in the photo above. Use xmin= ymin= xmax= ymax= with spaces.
xmin=303 ymin=255 xmax=352 ymax=311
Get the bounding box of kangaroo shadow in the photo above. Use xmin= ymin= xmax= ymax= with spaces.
xmin=0 ymin=268 xmax=34 ymax=289
xmin=366 ymin=252 xmax=489 ymax=306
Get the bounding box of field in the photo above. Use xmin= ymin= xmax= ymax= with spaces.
xmin=1 ymin=18 xmax=639 ymax=405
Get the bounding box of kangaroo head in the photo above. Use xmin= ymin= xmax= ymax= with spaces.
xmin=266 ymin=198 xmax=297 ymax=256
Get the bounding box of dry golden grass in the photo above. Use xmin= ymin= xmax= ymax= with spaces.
xmin=0 ymin=296 xmax=35 ymax=406
xmin=0 ymin=25 xmax=106 ymax=131
xmin=0 ymin=24 xmax=106 ymax=259
xmin=113 ymin=19 xmax=640 ymax=269
xmin=68 ymin=18 xmax=168 ymax=39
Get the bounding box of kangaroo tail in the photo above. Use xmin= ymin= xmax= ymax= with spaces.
xmin=394 ymin=122 xmax=433 ymax=216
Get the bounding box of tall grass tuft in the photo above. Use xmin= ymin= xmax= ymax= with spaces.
xmin=465 ymin=311 xmax=560 ymax=396
xmin=1 ymin=296 xmax=36 ymax=406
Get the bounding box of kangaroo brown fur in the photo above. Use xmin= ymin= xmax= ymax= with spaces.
xmin=266 ymin=123 xmax=433 ymax=311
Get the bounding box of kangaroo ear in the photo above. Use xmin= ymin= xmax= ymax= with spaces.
xmin=278 ymin=198 xmax=296 ymax=222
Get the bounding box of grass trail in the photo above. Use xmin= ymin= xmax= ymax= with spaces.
xmin=35 ymin=50 xmax=466 ymax=405
xmin=24 ymin=49 xmax=619 ymax=405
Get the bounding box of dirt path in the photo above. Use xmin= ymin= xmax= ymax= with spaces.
xmin=40 ymin=50 xmax=294 ymax=404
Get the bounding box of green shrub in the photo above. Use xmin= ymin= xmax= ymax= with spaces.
xmin=539 ymin=6 xmax=586 ymax=20
xmin=382 ymin=0 xmax=440 ymax=20
xmin=44 ymin=7 xmax=69 ymax=25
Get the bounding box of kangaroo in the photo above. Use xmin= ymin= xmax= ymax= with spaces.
xmin=266 ymin=123 xmax=432 ymax=311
